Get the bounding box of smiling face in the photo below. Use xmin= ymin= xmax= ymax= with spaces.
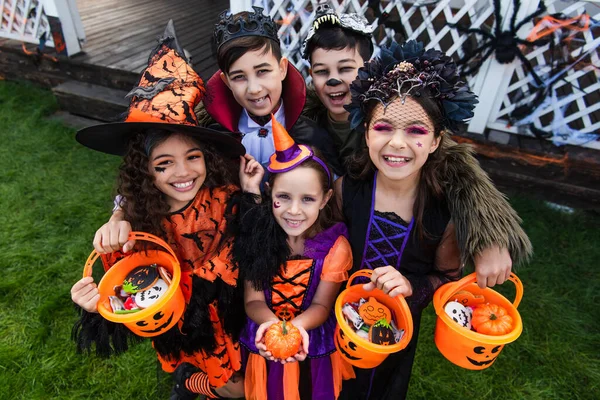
xmin=467 ymin=345 xmax=503 ymax=367
xmin=358 ymin=297 xmax=392 ymax=325
xmin=270 ymin=166 xmax=332 ymax=240
xmin=222 ymin=46 xmax=288 ymax=117
xmin=310 ymin=46 xmax=364 ymax=122
xmin=148 ymin=133 xmax=206 ymax=212
xmin=365 ymin=97 xmax=440 ymax=185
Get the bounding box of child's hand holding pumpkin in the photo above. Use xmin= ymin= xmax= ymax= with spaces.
xmin=256 ymin=320 xmax=309 ymax=364
xmin=255 ymin=319 xmax=279 ymax=361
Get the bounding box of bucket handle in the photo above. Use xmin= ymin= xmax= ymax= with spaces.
xmin=346 ymin=269 xmax=413 ymax=332
xmin=82 ymin=232 xmax=179 ymax=278
xmin=436 ymin=272 xmax=523 ymax=309
xmin=348 ymin=269 xmax=378 ymax=286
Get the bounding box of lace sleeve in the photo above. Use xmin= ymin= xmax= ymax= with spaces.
xmin=430 ymin=221 xmax=463 ymax=290
xmin=405 ymin=221 xmax=462 ymax=311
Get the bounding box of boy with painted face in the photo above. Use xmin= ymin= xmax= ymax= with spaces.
xmin=301 ymin=4 xmax=375 ymax=170
xmin=198 ymin=6 xmax=343 ymax=176
xmin=301 ymin=5 xmax=530 ymax=294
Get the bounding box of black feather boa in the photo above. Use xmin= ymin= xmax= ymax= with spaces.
xmin=71 ymin=305 xmax=142 ymax=357
xmin=152 ymin=273 xmax=245 ymax=360
xmin=72 ymin=274 xmax=245 ymax=360
xmin=232 ymin=192 xmax=290 ymax=291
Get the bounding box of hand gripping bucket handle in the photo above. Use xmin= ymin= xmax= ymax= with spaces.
xmin=82 ymin=231 xmax=179 ymax=279
xmin=345 ymin=270 xmax=414 ymax=349
xmin=435 ymin=272 xmax=523 ymax=311
xmin=81 ymin=232 xmax=182 ymax=331
xmin=433 ymin=272 xmax=523 ymax=369
xmin=334 ymin=270 xmax=414 ymax=368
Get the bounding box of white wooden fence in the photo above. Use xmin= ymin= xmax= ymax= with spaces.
xmin=0 ymin=0 xmax=85 ymax=56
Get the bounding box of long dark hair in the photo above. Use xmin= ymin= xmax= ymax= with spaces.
xmin=117 ymin=129 xmax=236 ymax=237
xmin=346 ymin=92 xmax=448 ymax=239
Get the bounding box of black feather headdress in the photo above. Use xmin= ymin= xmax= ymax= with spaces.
xmin=345 ymin=40 xmax=479 ymax=132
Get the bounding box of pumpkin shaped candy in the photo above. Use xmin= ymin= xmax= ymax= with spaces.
xmin=264 ymin=320 xmax=303 ymax=359
xmin=123 ymin=265 xmax=160 ymax=293
xmin=471 ymin=303 xmax=513 ymax=336
xmin=359 ymin=297 xmax=391 ymax=325
xmin=369 ymin=319 xmax=395 ymax=345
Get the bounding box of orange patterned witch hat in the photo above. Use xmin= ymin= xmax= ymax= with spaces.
xmin=268 ymin=115 xmax=331 ymax=186
xmin=76 ymin=20 xmax=244 ymax=158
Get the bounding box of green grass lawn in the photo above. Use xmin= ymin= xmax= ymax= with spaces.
xmin=0 ymin=80 xmax=598 ymax=399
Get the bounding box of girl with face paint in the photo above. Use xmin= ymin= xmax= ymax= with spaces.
xmin=335 ymin=41 xmax=531 ymax=400
xmin=234 ymin=116 xmax=354 ymax=400
xmin=302 ymin=4 xmax=530 ymax=325
xmin=70 ymin=23 xmax=251 ymax=399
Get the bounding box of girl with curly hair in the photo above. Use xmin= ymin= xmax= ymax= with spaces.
xmin=336 ymin=41 xmax=532 ymax=400
xmin=70 ymin=22 xmax=255 ymax=399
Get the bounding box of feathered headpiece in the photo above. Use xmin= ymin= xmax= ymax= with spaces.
xmin=345 ymin=40 xmax=479 ymax=132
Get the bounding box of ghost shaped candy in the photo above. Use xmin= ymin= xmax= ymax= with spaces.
xmin=134 ymin=279 xmax=169 ymax=309
xmin=444 ymin=300 xmax=473 ymax=329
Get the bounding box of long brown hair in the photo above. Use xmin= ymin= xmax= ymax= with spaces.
xmin=346 ymin=92 xmax=448 ymax=239
xmin=116 ymin=129 xmax=236 ymax=238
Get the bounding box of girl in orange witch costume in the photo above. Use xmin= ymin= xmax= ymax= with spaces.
xmin=233 ymin=116 xmax=355 ymax=400
xmin=70 ymin=21 xmax=251 ymax=399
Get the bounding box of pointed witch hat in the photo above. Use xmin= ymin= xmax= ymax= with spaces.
xmin=76 ymin=20 xmax=244 ymax=158
xmin=267 ymin=115 xmax=331 ymax=185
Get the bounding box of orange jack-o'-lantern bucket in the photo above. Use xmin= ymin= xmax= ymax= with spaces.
xmin=334 ymin=270 xmax=413 ymax=369
xmin=82 ymin=232 xmax=184 ymax=338
xmin=433 ymin=272 xmax=523 ymax=370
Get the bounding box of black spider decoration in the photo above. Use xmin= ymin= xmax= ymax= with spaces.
xmin=450 ymin=0 xmax=549 ymax=85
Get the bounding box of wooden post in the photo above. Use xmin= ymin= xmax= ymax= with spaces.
xmin=41 ymin=0 xmax=85 ymax=56
xmin=230 ymin=0 xmax=253 ymax=14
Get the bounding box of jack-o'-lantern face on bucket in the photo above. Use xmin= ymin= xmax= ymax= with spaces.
xmin=335 ymin=327 xmax=361 ymax=361
xmin=135 ymin=310 xmax=176 ymax=335
xmin=466 ymin=345 xmax=503 ymax=367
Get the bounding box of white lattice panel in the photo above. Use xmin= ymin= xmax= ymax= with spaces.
xmin=0 ymin=0 xmax=85 ymax=55
xmin=486 ymin=0 xmax=600 ymax=149
xmin=245 ymin=0 xmax=599 ymax=148
xmin=0 ymin=0 xmax=54 ymax=46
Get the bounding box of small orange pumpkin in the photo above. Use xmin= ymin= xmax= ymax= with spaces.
xmin=471 ymin=303 xmax=513 ymax=336
xmin=359 ymin=297 xmax=391 ymax=325
xmin=264 ymin=320 xmax=302 ymax=359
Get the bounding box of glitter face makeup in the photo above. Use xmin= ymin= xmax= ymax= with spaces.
xmin=365 ymin=96 xmax=440 ymax=185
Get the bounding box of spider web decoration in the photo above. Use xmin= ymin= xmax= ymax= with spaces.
xmin=449 ymin=0 xmax=550 ymax=84
xmin=0 ymin=0 xmax=54 ymax=47
xmin=489 ymin=0 xmax=600 ymax=148
xmin=249 ymin=0 xmax=599 ymax=149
